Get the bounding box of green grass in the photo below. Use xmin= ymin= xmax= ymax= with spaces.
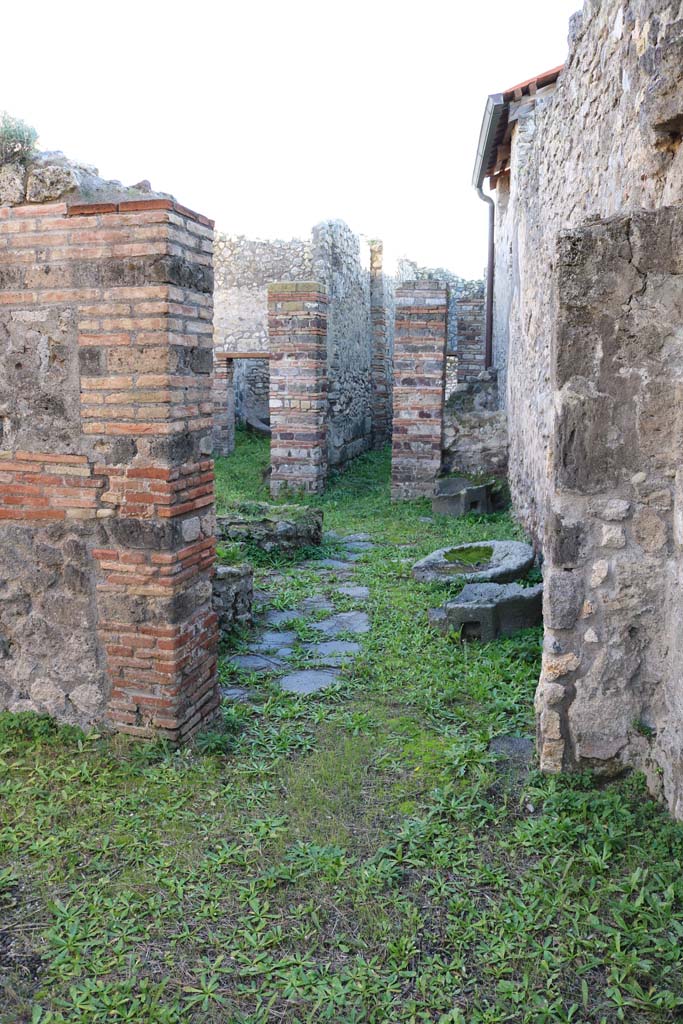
xmin=443 ymin=544 xmax=494 ymax=567
xmin=2 ymin=430 xmax=683 ymax=1023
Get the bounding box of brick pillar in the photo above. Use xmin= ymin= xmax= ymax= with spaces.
xmin=267 ymin=282 xmax=328 ymax=496
xmin=213 ymin=355 xmax=235 ymax=456
xmin=391 ymin=280 xmax=447 ymax=500
xmin=456 ymin=290 xmax=486 ymax=382
xmin=370 ymin=241 xmax=391 ymax=448
xmin=0 ymin=197 xmax=220 ymax=741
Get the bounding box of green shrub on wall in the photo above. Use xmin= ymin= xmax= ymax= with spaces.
xmin=0 ymin=112 xmax=37 ymax=166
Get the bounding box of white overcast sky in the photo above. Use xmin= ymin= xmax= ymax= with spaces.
xmin=2 ymin=0 xmax=579 ymax=279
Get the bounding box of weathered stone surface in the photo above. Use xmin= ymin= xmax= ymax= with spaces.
xmin=412 ymin=541 xmax=535 ymax=585
xmin=212 ymin=565 xmax=254 ymax=635
xmin=315 ymin=611 xmax=370 ymax=636
xmin=432 ymin=477 xmax=494 ymax=517
xmin=279 ymin=669 xmax=340 ymax=694
xmin=0 ymin=193 xmax=219 ymax=741
xmin=429 ymin=582 xmax=543 ymax=641
xmin=336 ymin=584 xmax=370 ymax=600
xmin=442 ymin=372 xmax=508 ymax=478
xmin=0 ymin=163 xmax=25 ymax=205
xmin=217 ymin=502 xmax=323 ymax=555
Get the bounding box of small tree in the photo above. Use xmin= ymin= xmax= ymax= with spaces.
xmin=0 ymin=112 xmax=37 ymax=166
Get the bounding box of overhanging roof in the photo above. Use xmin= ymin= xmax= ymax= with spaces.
xmin=472 ymin=65 xmax=564 ymax=190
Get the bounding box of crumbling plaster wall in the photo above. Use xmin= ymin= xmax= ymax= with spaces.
xmin=492 ymin=0 xmax=683 ymax=813
xmin=494 ymin=0 xmax=683 ymax=543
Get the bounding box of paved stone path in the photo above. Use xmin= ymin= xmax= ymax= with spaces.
xmin=223 ymin=532 xmax=374 ymax=698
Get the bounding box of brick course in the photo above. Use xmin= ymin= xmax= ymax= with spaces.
xmin=267 ymin=282 xmax=328 ymax=496
xmin=391 ymin=281 xmax=448 ymax=500
xmin=0 ymin=198 xmax=219 ymax=741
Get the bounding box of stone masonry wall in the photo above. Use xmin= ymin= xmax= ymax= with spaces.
xmin=213 ymin=234 xmax=314 ymax=426
xmin=214 ymin=222 xmax=384 ymax=467
xmin=0 ymin=196 xmax=220 ymax=740
xmin=494 ymin=0 xmax=683 ymax=543
xmin=391 ymin=281 xmax=448 ymax=500
xmin=537 ymin=209 xmax=683 ymax=815
xmin=491 ymin=0 xmax=683 ymax=814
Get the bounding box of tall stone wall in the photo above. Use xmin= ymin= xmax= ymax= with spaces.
xmin=494 ymin=0 xmax=683 ymax=543
xmin=538 ymin=209 xmax=683 ymax=814
xmin=391 ymin=281 xmax=448 ymax=500
xmin=0 ymin=196 xmax=220 ymax=740
xmin=490 ymin=0 xmax=683 ymax=814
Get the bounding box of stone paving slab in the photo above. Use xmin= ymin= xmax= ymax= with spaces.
xmin=222 ymin=686 xmax=252 ymax=702
xmin=336 ymin=584 xmax=370 ymax=600
xmin=344 ymin=541 xmax=374 ymax=551
xmin=264 ymin=609 xmax=302 ymax=626
xmin=310 ymin=558 xmax=354 ymax=570
xmin=279 ymin=669 xmax=341 ymax=694
xmin=343 ymin=533 xmax=371 ymax=541
xmin=315 ymin=611 xmax=371 ymax=636
xmin=228 ymin=654 xmax=284 ymax=673
xmin=300 ymin=596 xmax=335 ymax=614
xmin=302 ymin=640 xmax=361 ymax=659
xmin=251 ymin=629 xmax=298 ymax=648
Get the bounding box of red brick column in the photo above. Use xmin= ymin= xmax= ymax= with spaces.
xmin=370 ymin=241 xmax=391 ymax=448
xmin=213 ymin=355 xmax=235 ymax=456
xmin=391 ymin=280 xmax=447 ymax=500
xmin=267 ymin=282 xmax=328 ymax=496
xmin=0 ymin=197 xmax=220 ymax=741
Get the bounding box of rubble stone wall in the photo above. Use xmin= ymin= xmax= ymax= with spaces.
xmin=0 ymin=196 xmax=220 ymax=740
xmin=538 ymin=209 xmax=683 ymax=816
xmin=442 ymin=371 xmax=508 ymax=477
xmin=491 ymin=0 xmax=683 ymax=813
xmin=495 ymin=0 xmax=683 ymax=543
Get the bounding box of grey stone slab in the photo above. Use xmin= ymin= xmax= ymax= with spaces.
xmin=344 ymin=541 xmax=375 ymax=551
xmin=340 ymin=551 xmax=363 ymax=562
xmin=279 ymin=669 xmax=341 ymax=694
xmin=228 ymin=654 xmax=283 ymax=673
xmin=252 ymin=629 xmax=298 ymax=648
xmin=343 ymin=533 xmax=371 ymax=541
xmin=299 ymin=595 xmax=335 ymax=614
xmin=222 ymin=686 xmax=252 ymax=702
xmin=264 ymin=609 xmax=301 ymax=626
xmin=315 ymin=611 xmax=370 ymax=636
xmin=311 ymin=558 xmax=354 ymax=570
xmin=336 ymin=584 xmax=370 ymax=600
xmin=302 ymin=640 xmax=361 ymax=659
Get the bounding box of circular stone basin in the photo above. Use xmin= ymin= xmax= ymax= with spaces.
xmin=412 ymin=540 xmax=535 ymax=584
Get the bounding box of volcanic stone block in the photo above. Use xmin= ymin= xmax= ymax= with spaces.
xmin=412 ymin=540 xmax=535 ymax=584
xmin=432 ymin=476 xmax=494 ymax=517
xmin=216 ymin=501 xmax=323 ymax=554
xmin=429 ymin=582 xmax=543 ymax=641
xmin=212 ymin=564 xmax=253 ymax=635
